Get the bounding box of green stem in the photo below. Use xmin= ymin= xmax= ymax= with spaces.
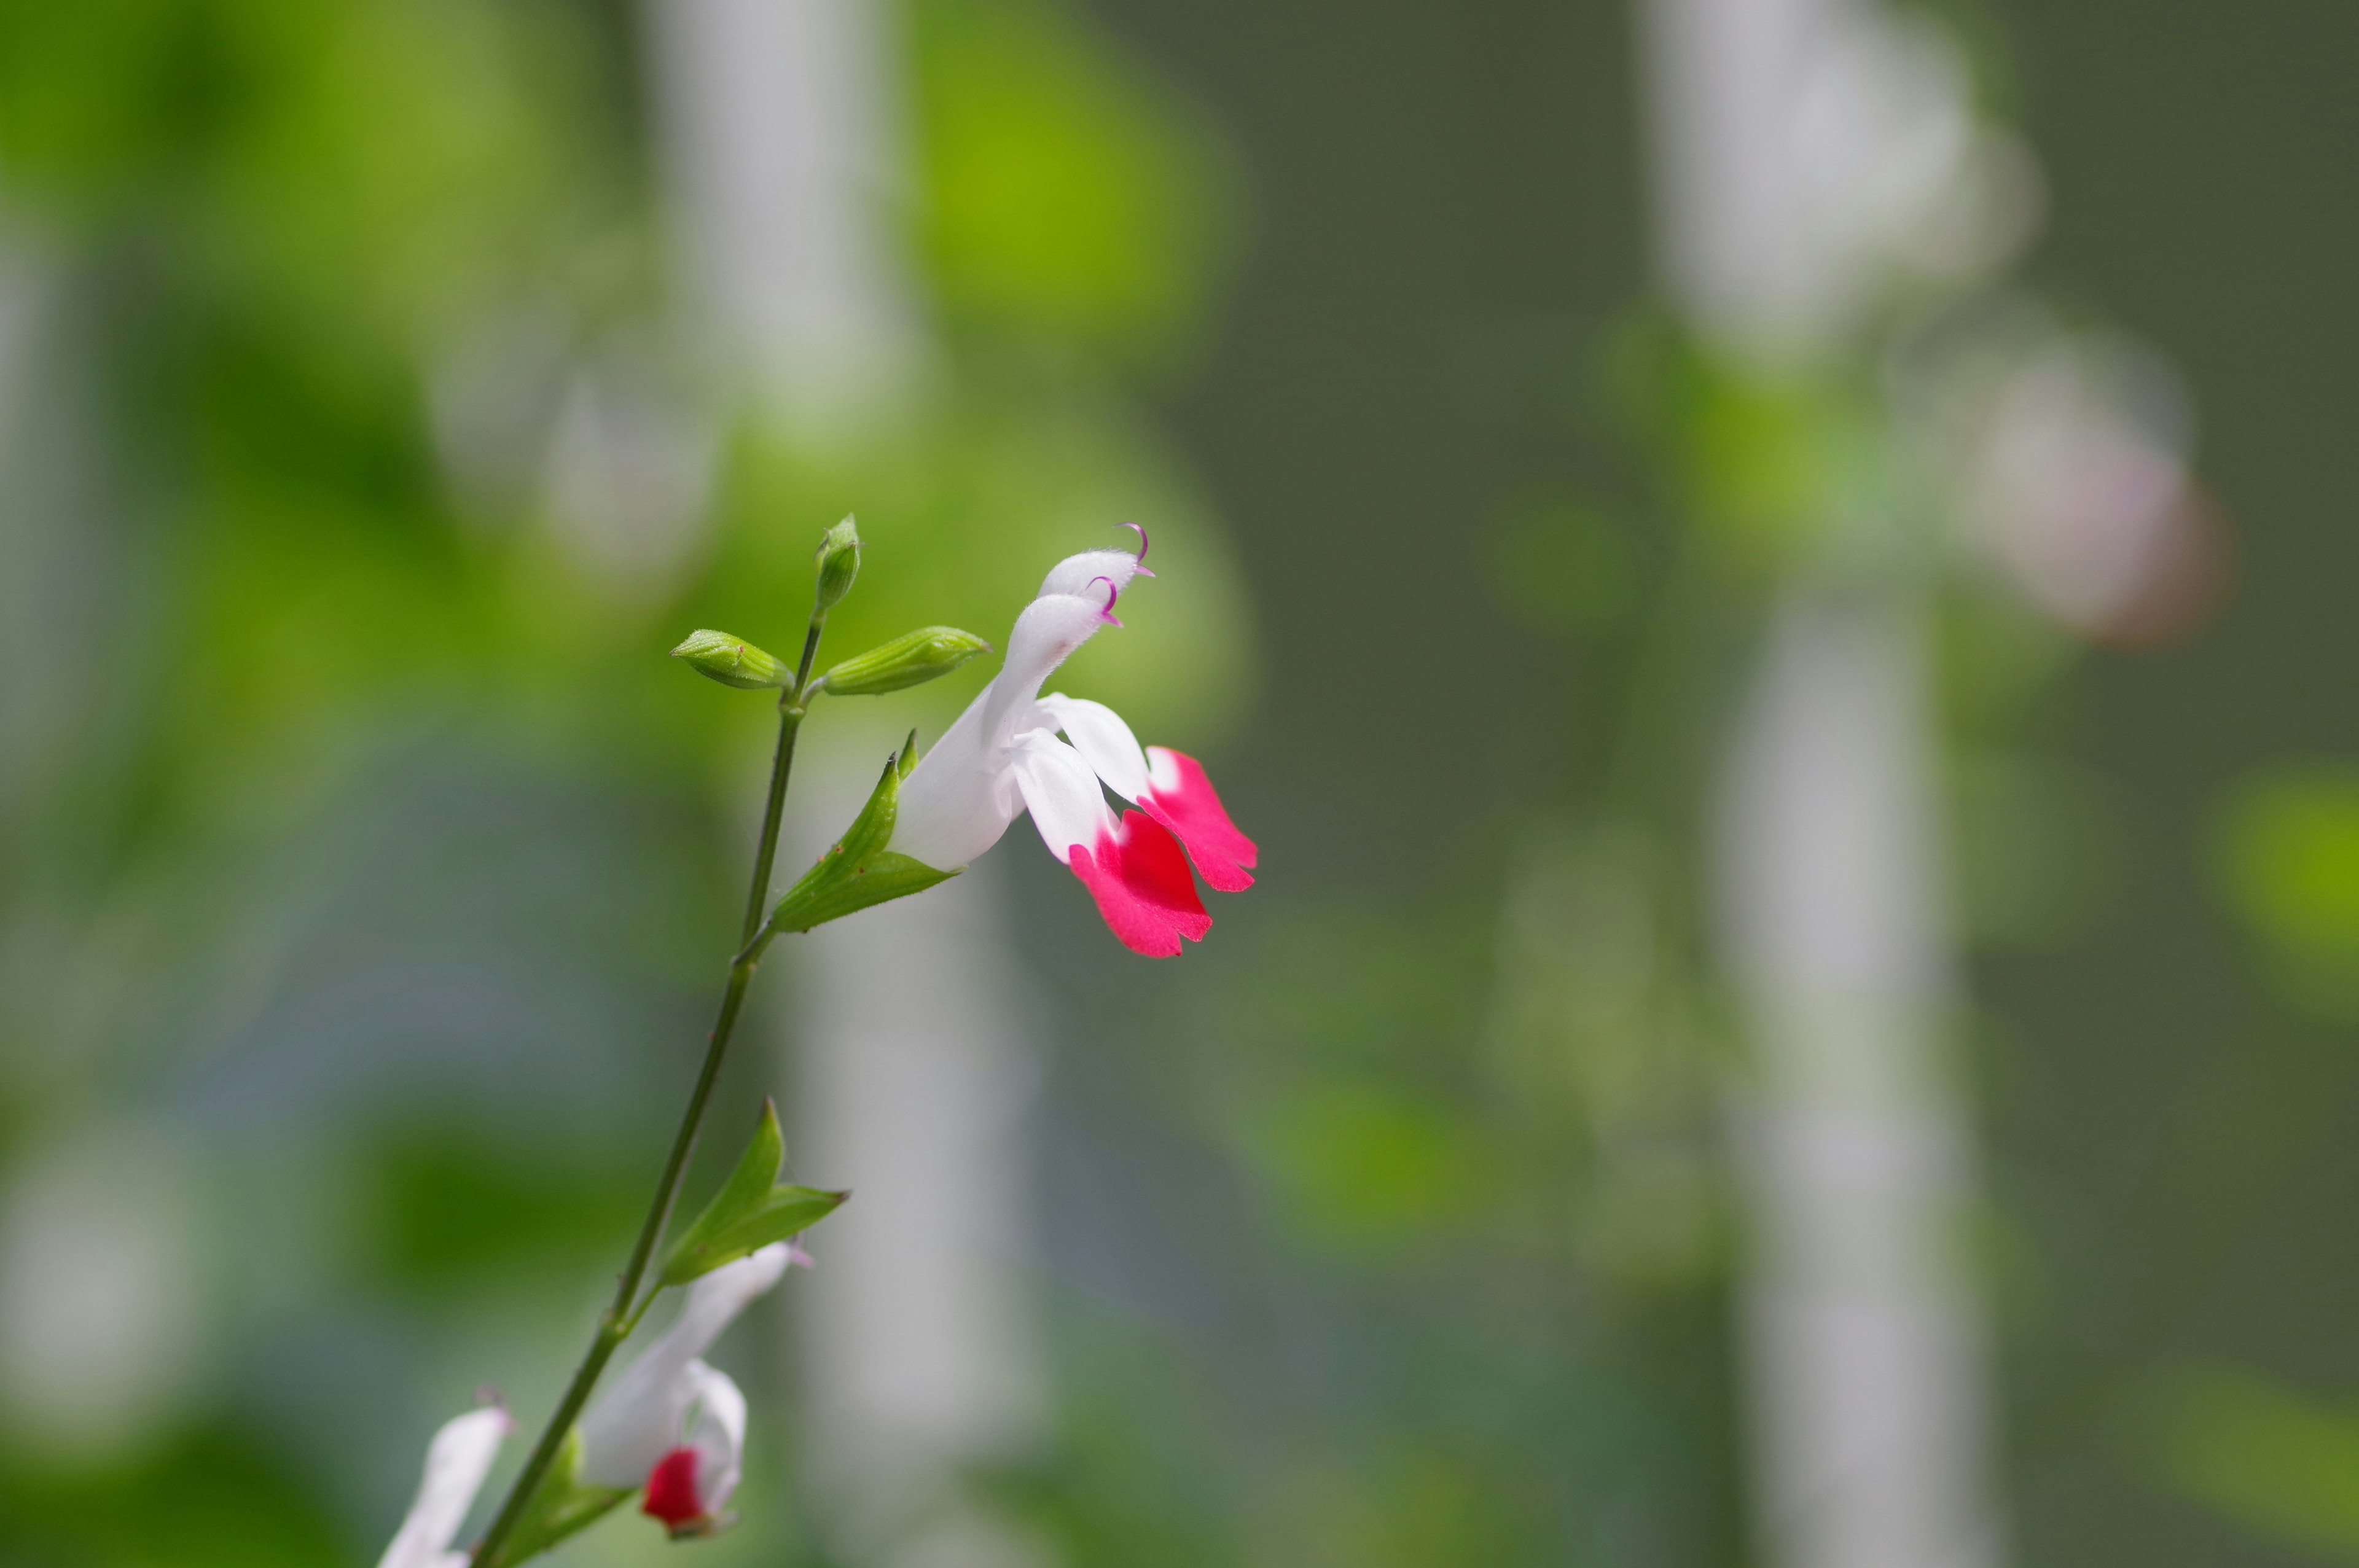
xmin=740 ymin=610 xmax=825 ymax=945
xmin=741 ymin=706 xmax=804 ymax=946
xmin=474 ymin=947 xmax=772 ymax=1566
xmin=474 ymin=610 xmax=828 ymax=1568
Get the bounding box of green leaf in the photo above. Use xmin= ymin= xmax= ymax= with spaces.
xmin=481 ymin=1427 xmax=630 ymax=1567
xmin=766 ymin=747 xmax=959 ymax=935
xmin=670 ymin=1186 xmax=847 ymax=1285
xmin=659 ymin=1100 xmax=850 ymax=1288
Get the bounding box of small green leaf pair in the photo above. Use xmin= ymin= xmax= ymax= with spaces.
xmin=673 ymin=623 xmax=989 ymax=698
xmin=660 ymin=1098 xmax=845 ymax=1288
xmin=670 ymin=515 xmax=989 ymax=701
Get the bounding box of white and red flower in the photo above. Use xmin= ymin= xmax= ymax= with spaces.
xmin=377 ymin=1404 xmax=514 ymax=1568
xmin=888 ymin=532 xmax=1257 ymax=956
xmin=577 ymin=1241 xmax=803 ymax=1537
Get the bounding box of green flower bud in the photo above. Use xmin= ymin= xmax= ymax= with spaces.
xmin=671 ymin=628 xmax=792 ymax=690
xmin=814 ymin=515 xmax=861 ymax=611
xmin=817 ymin=626 xmax=990 ymax=697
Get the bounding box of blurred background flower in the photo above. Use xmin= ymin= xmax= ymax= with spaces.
xmin=0 ymin=0 xmax=2352 ymax=1566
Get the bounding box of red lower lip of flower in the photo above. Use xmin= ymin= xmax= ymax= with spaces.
xmin=642 ymin=1446 xmax=705 ymax=1530
xmin=1069 ymin=811 xmax=1211 ymax=958
xmin=1140 ymin=747 xmax=1257 ymax=893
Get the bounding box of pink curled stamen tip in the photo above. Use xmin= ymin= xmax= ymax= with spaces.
xmin=1088 ymin=574 xmax=1124 ymax=626
xmin=1119 ymin=521 xmax=1151 ymax=564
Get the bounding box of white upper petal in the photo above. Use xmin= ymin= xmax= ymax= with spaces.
xmin=683 ymin=1360 xmax=749 ymax=1516
xmin=578 ymin=1244 xmax=794 ymax=1489
xmin=1038 ymin=547 xmax=1146 ymax=601
xmin=1009 ymin=731 xmax=1116 ymax=865
xmin=377 ymin=1406 xmax=512 ymax=1568
xmin=888 ymin=544 xmax=1144 ymax=872
xmin=1035 ymin=693 xmax=1151 ymax=801
xmin=980 ymin=592 xmax=1117 ymax=747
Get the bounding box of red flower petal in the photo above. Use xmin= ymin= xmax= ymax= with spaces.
xmin=1069 ymin=811 xmax=1213 ymax=957
xmin=641 ymin=1446 xmax=705 ymax=1530
xmin=1140 ymin=748 xmax=1258 ymax=893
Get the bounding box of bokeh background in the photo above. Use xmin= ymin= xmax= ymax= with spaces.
xmin=1 ymin=1 xmax=2356 ymax=1566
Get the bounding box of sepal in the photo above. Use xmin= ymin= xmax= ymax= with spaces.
xmin=767 ymin=746 xmax=958 ymax=934
xmin=670 ymin=630 xmax=792 ymax=691
xmin=818 ymin=626 xmax=990 ymax=697
xmin=479 ymin=1428 xmax=631 ymax=1568
xmin=660 ymin=1100 xmax=847 ymax=1289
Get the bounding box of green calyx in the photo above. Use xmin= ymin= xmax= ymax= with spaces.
xmin=660 ymin=1099 xmax=847 ymax=1289
xmin=765 ymin=739 xmax=956 ymax=936
xmin=816 ymin=626 xmax=991 ymax=698
xmin=671 ymin=629 xmax=792 ymax=690
xmin=477 ymin=1428 xmax=630 ymax=1568
xmin=813 ymin=515 xmax=861 ymax=612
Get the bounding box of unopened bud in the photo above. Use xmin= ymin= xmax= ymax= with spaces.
xmin=814 ymin=516 xmax=861 ymax=611
xmin=671 ymin=629 xmax=792 ymax=690
xmin=818 ymin=626 xmax=990 ymax=697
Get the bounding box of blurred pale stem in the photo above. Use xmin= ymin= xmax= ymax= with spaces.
xmin=473 ymin=610 xmax=829 ymax=1567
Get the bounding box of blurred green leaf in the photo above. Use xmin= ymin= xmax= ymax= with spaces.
xmin=1252 ymin=1080 xmax=1496 ymax=1253
xmin=1486 ymin=497 xmax=1636 ymax=638
xmin=2141 ymin=1365 xmax=2359 ymax=1561
xmin=1602 ymin=310 xmax=1897 ymax=577
xmin=371 ymin=1126 xmax=643 ymax=1295
xmin=1948 ymin=752 xmax=2118 ymax=950
xmin=2220 ymin=771 xmax=2359 ymax=1018
xmin=0 ymin=1422 xmax=346 ymax=1567
xmin=660 ymin=1099 xmax=847 ymax=1288
xmin=911 ymin=0 xmax=1232 ymax=362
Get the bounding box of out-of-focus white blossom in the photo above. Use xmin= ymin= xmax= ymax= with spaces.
xmin=377 ymin=1406 xmax=513 ymax=1568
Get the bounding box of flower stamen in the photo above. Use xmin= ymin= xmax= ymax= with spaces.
xmin=1119 ymin=521 xmax=1156 ymax=575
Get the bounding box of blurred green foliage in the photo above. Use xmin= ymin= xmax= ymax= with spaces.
xmin=1602 ymin=311 xmax=1905 ymax=582
xmin=2221 ymin=771 xmax=2359 ymax=1018
xmin=1 ymin=1424 xmax=349 ymax=1567
xmin=0 ymin=0 xmax=1246 ymax=1561
xmin=913 ymin=0 xmax=1234 ymax=365
xmin=2142 ymin=1366 xmax=2359 ymax=1562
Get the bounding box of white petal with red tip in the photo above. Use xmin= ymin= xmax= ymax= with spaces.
xmin=1070 ymin=811 xmax=1213 ymax=958
xmin=579 ymin=1244 xmax=796 ymax=1492
xmin=640 ymin=1359 xmax=748 ymax=1532
xmin=1140 ymin=747 xmax=1258 ymax=892
xmin=1009 ymin=731 xmax=1117 ymax=865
